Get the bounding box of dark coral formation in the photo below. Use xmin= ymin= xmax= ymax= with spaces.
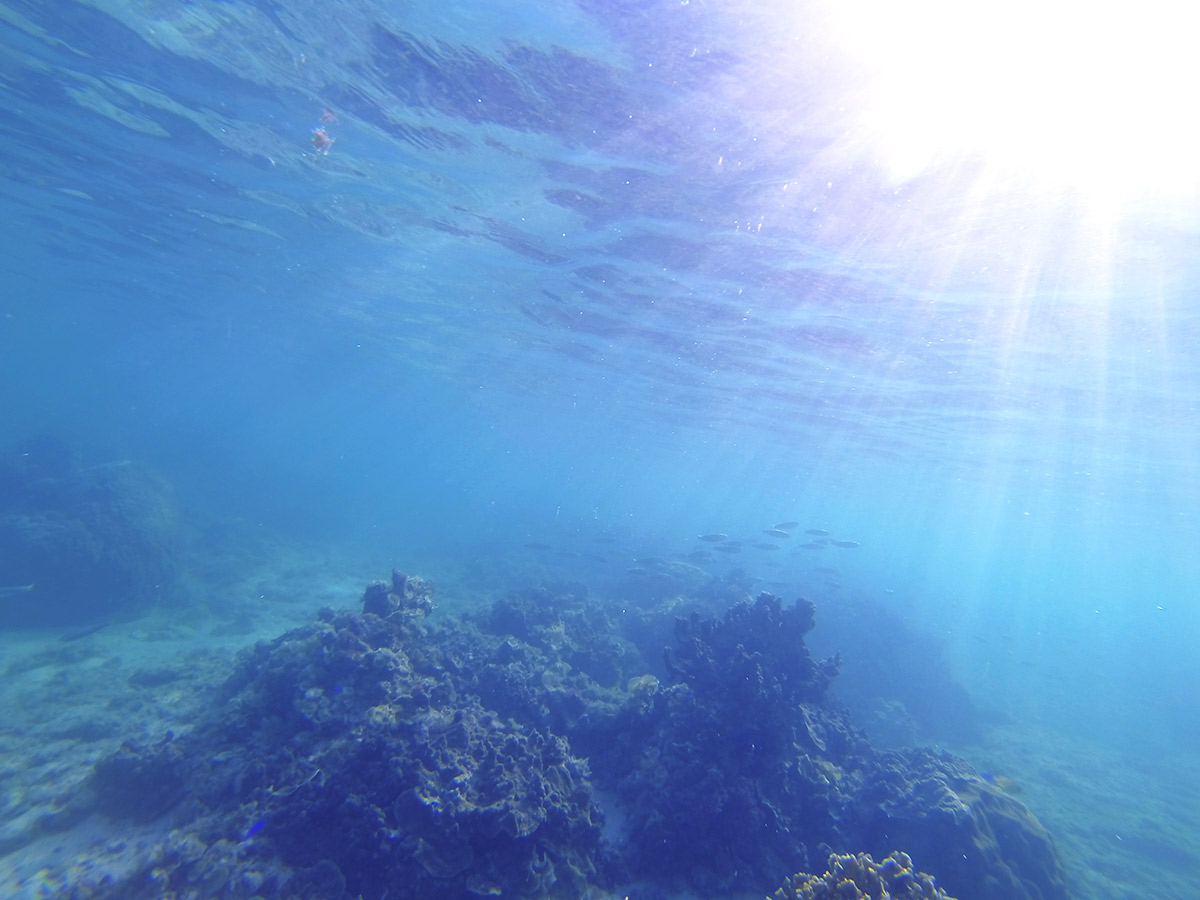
xmin=0 ymin=434 xmax=178 ymax=627
xmin=84 ymin=573 xmax=1068 ymax=900
xmin=666 ymin=593 xmax=841 ymax=705
xmin=594 ymin=592 xmax=1064 ymax=900
xmin=86 ymin=574 xmax=601 ymax=900
xmin=774 ymin=850 xmax=956 ymax=900
xmin=592 ymin=593 xmax=861 ymax=892
xmin=360 ymin=569 xmax=435 ymax=621
xmin=483 ymin=581 xmax=635 ymax=689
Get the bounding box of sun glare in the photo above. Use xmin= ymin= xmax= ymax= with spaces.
xmin=822 ymin=0 xmax=1200 ymax=209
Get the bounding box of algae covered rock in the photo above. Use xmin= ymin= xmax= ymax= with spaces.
xmin=849 ymin=747 xmax=1068 ymax=900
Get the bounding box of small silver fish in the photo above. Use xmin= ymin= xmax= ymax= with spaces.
xmin=0 ymin=583 xmax=35 ymax=597
xmin=831 ymin=540 xmax=860 ymax=548
xmin=698 ymin=533 xmax=729 ymax=542
xmin=763 ymin=529 xmax=790 ymax=538
xmin=774 ymin=521 xmax=800 ymax=530
xmin=805 ymin=529 xmax=830 ymax=536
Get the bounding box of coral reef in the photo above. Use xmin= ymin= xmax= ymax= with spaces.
xmin=587 ymin=592 xmax=1065 ymax=900
xmin=86 ymin=575 xmax=604 ymax=900
xmin=79 ymin=574 xmax=1069 ymax=900
xmin=590 ymin=593 xmax=863 ymax=893
xmin=773 ymin=850 xmax=956 ymax=900
xmin=665 ymin=592 xmax=842 ymax=707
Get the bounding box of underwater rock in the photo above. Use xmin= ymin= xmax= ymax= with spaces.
xmin=773 ymin=850 xmax=956 ymax=900
xmin=849 ymin=747 xmax=1068 ymax=900
xmin=487 ymin=582 xmax=587 ymax=641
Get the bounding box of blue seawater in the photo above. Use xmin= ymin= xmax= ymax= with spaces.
xmin=1 ymin=2 xmax=1197 ymax=899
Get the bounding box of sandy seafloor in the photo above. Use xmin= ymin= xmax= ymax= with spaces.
xmin=1 ymin=531 xmax=1196 ymax=900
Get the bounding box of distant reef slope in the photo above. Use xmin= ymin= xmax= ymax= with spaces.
xmin=0 ymin=434 xmax=178 ymax=628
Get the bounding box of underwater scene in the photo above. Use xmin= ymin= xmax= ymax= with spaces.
xmin=2 ymin=1 xmax=1198 ymax=899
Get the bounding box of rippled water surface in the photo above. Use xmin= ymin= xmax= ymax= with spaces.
xmin=3 ymin=2 xmax=1199 ymax=898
